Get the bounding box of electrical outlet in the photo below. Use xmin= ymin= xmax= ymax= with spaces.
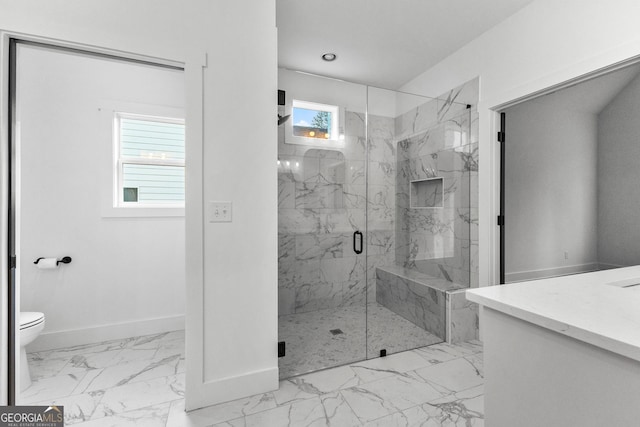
xmin=564 ymin=251 xmax=569 ymax=260
xmin=209 ymin=201 xmax=232 ymax=222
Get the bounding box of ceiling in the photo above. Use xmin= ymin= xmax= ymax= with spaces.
xmin=525 ymin=63 xmax=640 ymax=115
xmin=276 ymin=0 xmax=534 ymax=90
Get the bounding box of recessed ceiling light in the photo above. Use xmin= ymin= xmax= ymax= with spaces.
xmin=321 ymin=53 xmax=337 ymax=62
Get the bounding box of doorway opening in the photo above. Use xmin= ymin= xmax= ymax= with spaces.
xmin=6 ymin=39 xmax=187 ymax=414
xmin=498 ymin=60 xmax=640 ymax=283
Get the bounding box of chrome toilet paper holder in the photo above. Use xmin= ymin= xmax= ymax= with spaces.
xmin=34 ymin=256 xmax=72 ymax=265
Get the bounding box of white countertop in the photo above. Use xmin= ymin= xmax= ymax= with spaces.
xmin=466 ymin=266 xmax=640 ymax=362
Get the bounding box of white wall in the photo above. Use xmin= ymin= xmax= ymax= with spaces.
xmin=278 ymin=68 xmax=436 ymax=119
xmin=279 ymin=68 xmax=369 ymax=114
xmin=17 ymin=44 xmax=185 ymax=350
xmin=598 ymin=73 xmax=640 ymax=266
xmin=504 ymin=100 xmax=598 ymax=281
xmin=197 ymin=0 xmax=277 ymax=408
xmin=0 ymin=0 xmax=278 ymax=409
xmin=401 ymin=0 xmax=640 ymax=286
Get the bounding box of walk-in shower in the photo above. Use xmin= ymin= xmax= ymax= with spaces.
xmin=277 ymin=69 xmax=479 ymax=378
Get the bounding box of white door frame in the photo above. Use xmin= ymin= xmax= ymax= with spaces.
xmin=481 ymin=53 xmax=640 ymax=290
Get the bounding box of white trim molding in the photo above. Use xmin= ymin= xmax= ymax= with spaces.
xmin=28 ymin=315 xmax=185 ymax=353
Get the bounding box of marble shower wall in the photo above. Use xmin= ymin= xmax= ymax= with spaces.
xmin=278 ymin=111 xmax=369 ymax=315
xmin=395 ymin=79 xmax=479 ymax=288
xmin=278 ymin=78 xmax=479 ymax=329
xmin=366 ymin=113 xmax=397 ymax=304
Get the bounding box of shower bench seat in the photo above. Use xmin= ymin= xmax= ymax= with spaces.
xmin=375 ymin=265 xmax=476 ymax=343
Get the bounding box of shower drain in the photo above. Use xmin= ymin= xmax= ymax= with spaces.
xmin=329 ymin=329 xmax=344 ymax=335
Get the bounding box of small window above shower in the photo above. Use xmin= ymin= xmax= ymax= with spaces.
xmin=410 ymin=177 xmax=444 ymax=208
xmin=284 ymin=99 xmax=345 ymax=148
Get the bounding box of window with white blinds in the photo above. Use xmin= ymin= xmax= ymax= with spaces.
xmin=115 ymin=113 xmax=185 ymax=206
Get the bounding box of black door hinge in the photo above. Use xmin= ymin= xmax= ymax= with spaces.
xmin=497 ymin=131 xmax=505 ymax=142
xmin=278 ymin=341 xmax=285 ymax=358
xmin=9 ymin=255 xmax=16 ymax=269
xmin=497 ymin=215 xmax=505 ymax=226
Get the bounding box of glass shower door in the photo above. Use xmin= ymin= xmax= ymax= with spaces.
xmin=365 ymin=86 xmax=473 ymax=358
xmin=277 ymin=71 xmax=477 ymax=377
xmin=277 ymin=70 xmax=368 ymax=378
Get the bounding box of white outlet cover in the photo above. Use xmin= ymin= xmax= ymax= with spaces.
xmin=209 ymin=201 xmax=232 ymax=222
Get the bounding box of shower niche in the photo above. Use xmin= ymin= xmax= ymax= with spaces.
xmin=410 ymin=177 xmax=444 ymax=208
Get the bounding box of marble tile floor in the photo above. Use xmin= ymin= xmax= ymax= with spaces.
xmin=278 ymin=303 xmax=443 ymax=379
xmin=20 ymin=330 xmax=185 ymax=426
xmin=171 ymin=339 xmax=484 ymax=426
xmin=19 ymin=329 xmax=483 ymax=426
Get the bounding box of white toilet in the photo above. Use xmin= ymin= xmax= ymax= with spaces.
xmin=20 ymin=311 xmax=45 ymax=391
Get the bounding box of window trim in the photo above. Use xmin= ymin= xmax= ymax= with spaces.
xmin=114 ymin=112 xmax=186 ymax=209
xmin=285 ymin=99 xmax=345 ymax=148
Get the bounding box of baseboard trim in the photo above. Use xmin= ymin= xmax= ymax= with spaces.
xmin=506 ymin=263 xmax=601 ymax=283
xmin=27 ymin=315 xmax=185 ymax=352
xmin=598 ymin=263 xmax=625 ymax=270
xmin=186 ymin=366 xmax=279 ymax=411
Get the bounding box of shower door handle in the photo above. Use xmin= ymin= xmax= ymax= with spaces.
xmin=353 ymin=231 xmax=363 ymax=254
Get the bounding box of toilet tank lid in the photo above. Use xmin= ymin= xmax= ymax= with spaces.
xmin=20 ymin=312 xmax=44 ymax=329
